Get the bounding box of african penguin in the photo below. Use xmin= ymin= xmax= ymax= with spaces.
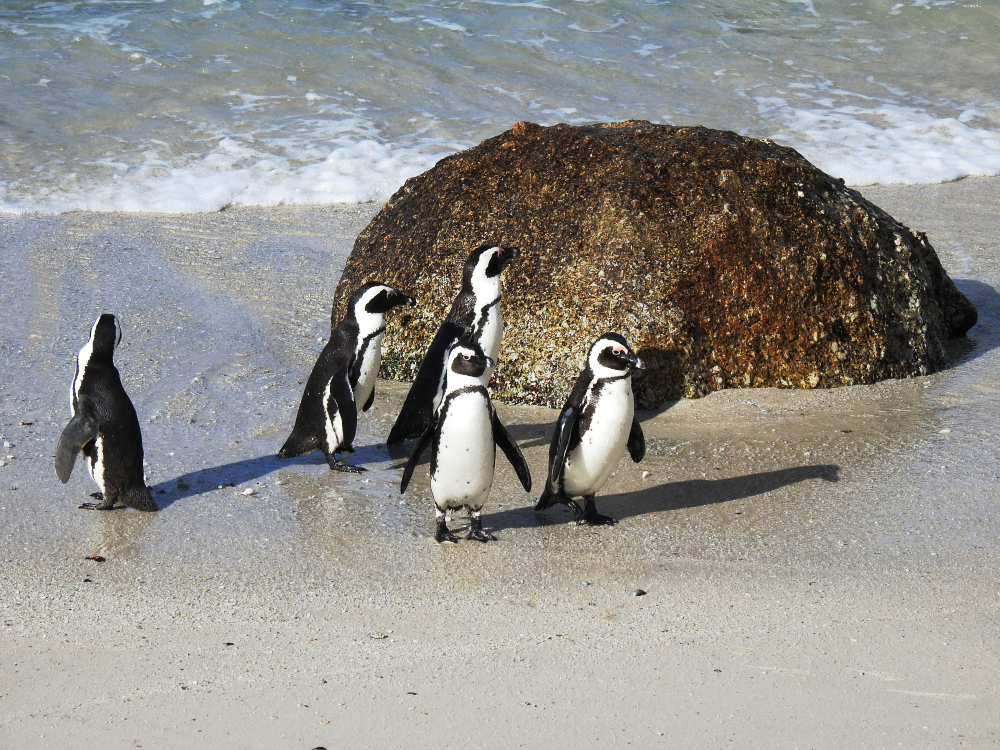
xmin=278 ymin=282 xmax=415 ymax=472
xmin=387 ymin=244 xmax=519 ymax=444
xmin=54 ymin=314 xmax=157 ymax=511
xmin=400 ymin=338 xmax=531 ymax=543
xmin=535 ymin=333 xmax=645 ymax=526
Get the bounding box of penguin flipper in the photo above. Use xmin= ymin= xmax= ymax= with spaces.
xmin=548 ymin=404 xmax=579 ymax=491
xmin=400 ymin=420 xmax=436 ymax=494
xmin=491 ymin=409 xmax=531 ymax=492
xmin=387 ymin=321 xmax=465 ymax=444
xmin=54 ymin=407 xmax=100 ymax=483
xmin=627 ymin=417 xmax=646 ymax=463
xmin=362 ymin=383 xmax=376 ymax=412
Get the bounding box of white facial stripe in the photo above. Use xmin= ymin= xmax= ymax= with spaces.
xmin=470 ymin=251 xmax=501 ymax=306
xmin=72 ymin=318 xmax=101 ymax=412
xmin=354 ymin=285 xmax=392 ymax=337
xmin=589 ymin=338 xmax=629 ymax=377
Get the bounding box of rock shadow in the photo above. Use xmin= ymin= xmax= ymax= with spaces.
xmin=488 ymin=463 xmax=839 ymax=530
xmin=946 ymin=279 xmax=1000 ymax=366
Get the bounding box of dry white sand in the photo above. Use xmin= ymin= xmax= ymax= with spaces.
xmin=1 ymin=179 xmax=998 ymax=748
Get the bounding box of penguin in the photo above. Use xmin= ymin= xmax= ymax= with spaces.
xmin=387 ymin=244 xmax=519 ymax=444
xmin=535 ymin=333 xmax=645 ymax=526
xmin=54 ymin=314 xmax=157 ymax=511
xmin=278 ymin=282 xmax=415 ymax=472
xmin=400 ymin=338 xmax=532 ymax=543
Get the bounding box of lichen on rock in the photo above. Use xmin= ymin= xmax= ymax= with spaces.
xmin=332 ymin=121 xmax=977 ymax=409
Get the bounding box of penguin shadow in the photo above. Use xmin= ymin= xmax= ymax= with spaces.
xmin=488 ymin=463 xmax=839 ymax=530
xmin=151 ymin=441 xmax=402 ymax=508
xmin=150 ymin=454 xmax=288 ymax=508
xmin=946 ymin=279 xmax=1000 ymax=366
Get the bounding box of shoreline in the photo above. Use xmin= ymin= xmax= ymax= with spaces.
xmin=1 ymin=177 xmax=999 ymax=747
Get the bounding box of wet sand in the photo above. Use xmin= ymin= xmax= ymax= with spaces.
xmin=1 ymin=179 xmax=998 ymax=748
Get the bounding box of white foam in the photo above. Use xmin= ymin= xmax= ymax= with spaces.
xmin=0 ymin=139 xmax=456 ymax=215
xmin=760 ymin=99 xmax=1000 ymax=185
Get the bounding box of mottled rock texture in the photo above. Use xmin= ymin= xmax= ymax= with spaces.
xmin=332 ymin=121 xmax=977 ymax=409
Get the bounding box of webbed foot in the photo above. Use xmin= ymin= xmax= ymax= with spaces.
xmin=79 ymin=493 xmax=115 ymax=511
xmin=467 ymin=515 xmax=497 ymax=542
xmin=330 ymin=459 xmax=367 ymax=474
xmin=578 ymin=496 xmax=616 ymax=526
xmin=435 ymin=518 xmax=459 ymax=544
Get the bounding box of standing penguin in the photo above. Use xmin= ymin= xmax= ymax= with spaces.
xmin=535 ymin=333 xmax=645 ymax=526
xmin=387 ymin=245 xmax=519 ymax=444
xmin=278 ymin=282 xmax=415 ymax=472
xmin=55 ymin=314 xmax=157 ymax=511
xmin=400 ymin=338 xmax=531 ymax=543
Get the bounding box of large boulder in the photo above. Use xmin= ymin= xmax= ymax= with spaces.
xmin=332 ymin=121 xmax=976 ymax=409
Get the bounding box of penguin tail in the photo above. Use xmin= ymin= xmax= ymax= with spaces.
xmin=387 ymin=412 xmax=428 ymax=445
xmin=534 ymin=483 xmax=560 ymax=511
xmin=277 ymin=430 xmax=315 ymax=459
xmin=122 ymin=485 xmax=158 ymax=512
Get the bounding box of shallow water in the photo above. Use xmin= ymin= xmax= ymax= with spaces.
xmin=2 ymin=0 xmax=999 ymax=213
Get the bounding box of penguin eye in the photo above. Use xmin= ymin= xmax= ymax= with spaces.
xmin=463 ymin=354 xmax=471 ymax=361
xmin=386 ymin=289 xmax=396 ymax=297
xmin=613 ymin=346 xmax=626 ymax=355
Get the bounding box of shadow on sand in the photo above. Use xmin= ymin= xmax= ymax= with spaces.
xmin=488 ymin=463 xmax=839 ymax=530
xmin=947 ymin=279 xmax=1000 ymax=366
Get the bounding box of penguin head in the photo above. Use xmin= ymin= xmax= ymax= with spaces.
xmin=447 ymin=338 xmax=494 ymax=379
xmin=464 ymin=245 xmax=519 ymax=287
xmin=89 ymin=314 xmax=122 ymax=358
xmin=351 ymin=282 xmax=416 ymax=315
xmin=590 ymin=332 xmax=643 ymax=375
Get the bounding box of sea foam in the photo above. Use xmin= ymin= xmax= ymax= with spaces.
xmin=0 ymin=139 xmax=454 ymax=215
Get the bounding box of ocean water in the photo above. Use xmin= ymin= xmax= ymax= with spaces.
xmin=1 ymin=0 xmax=998 ymax=214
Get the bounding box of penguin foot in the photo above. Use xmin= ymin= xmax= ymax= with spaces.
xmin=79 ymin=493 xmax=116 ymax=511
xmin=467 ymin=527 xmax=497 ymax=542
xmin=330 ymin=460 xmax=367 ymax=474
xmin=435 ymin=519 xmax=459 ymax=544
xmin=579 ymin=496 xmax=616 ymax=526
xmin=467 ymin=516 xmax=496 ymax=542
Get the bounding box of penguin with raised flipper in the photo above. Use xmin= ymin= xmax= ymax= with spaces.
xmin=400 ymin=338 xmax=531 ymax=543
xmin=535 ymin=333 xmax=645 ymax=526
xmin=278 ymin=282 xmax=415 ymax=472
xmin=55 ymin=314 xmax=157 ymax=511
xmin=387 ymin=244 xmax=519 ymax=444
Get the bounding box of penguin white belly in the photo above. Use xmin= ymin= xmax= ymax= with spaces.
xmin=476 ymin=303 xmax=502 ymax=383
xmin=86 ymin=435 xmax=107 ymax=495
xmin=563 ymin=381 xmax=634 ymax=497
xmin=354 ymin=332 xmax=384 ymax=408
xmin=431 ymin=392 xmax=495 ymax=509
xmin=323 ymin=378 xmax=345 ymax=451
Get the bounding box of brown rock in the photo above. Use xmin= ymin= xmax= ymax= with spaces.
xmin=332 ymin=121 xmax=976 ymax=409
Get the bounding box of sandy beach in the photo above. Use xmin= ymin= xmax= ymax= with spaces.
xmin=1 ymin=177 xmax=998 ymax=748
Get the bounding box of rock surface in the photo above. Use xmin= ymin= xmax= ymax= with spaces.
xmin=332 ymin=121 xmax=976 ymax=409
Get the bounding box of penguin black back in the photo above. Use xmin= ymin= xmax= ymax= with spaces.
xmin=55 ymin=314 xmax=156 ymax=511
xmin=388 ymin=245 xmax=519 ymax=444
xmin=279 ymin=282 xmax=414 ymax=472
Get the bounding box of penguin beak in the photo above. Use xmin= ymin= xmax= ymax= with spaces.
xmin=477 ymin=354 xmax=495 ymax=369
xmin=500 ymin=246 xmax=519 ymax=267
xmin=400 ymin=292 xmax=416 ymax=307
xmin=624 ymin=352 xmax=643 ymax=370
